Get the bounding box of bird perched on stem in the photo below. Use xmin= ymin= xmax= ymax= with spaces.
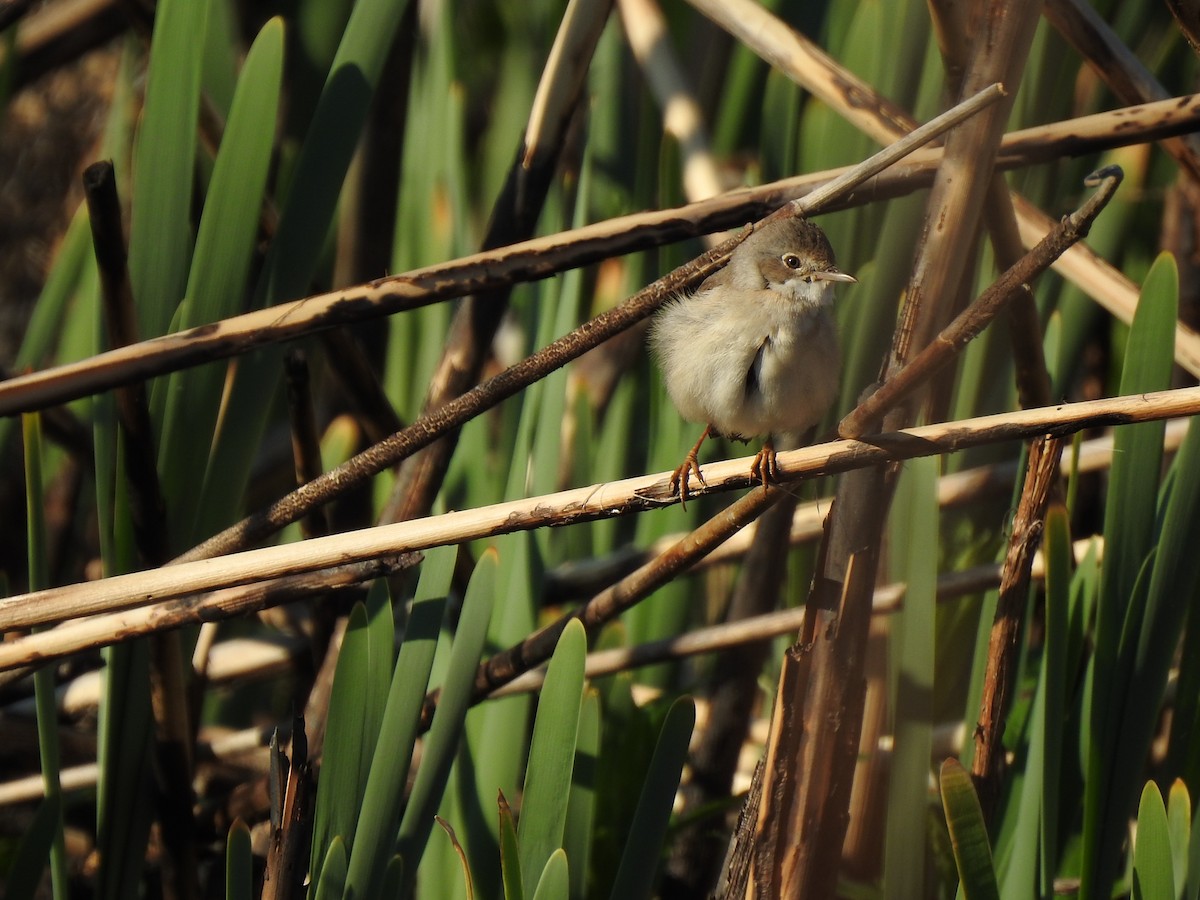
xmin=650 ymin=215 xmax=854 ymax=504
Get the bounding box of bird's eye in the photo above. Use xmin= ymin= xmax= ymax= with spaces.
xmin=783 ymin=254 xmax=802 ymax=269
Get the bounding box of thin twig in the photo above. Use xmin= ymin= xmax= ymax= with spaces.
xmin=1010 ymin=192 xmax=1200 ymax=375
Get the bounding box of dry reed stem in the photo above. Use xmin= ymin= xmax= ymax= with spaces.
xmin=973 ymin=437 xmax=1065 ymax=812
xmin=927 ymin=0 xmax=1053 ymax=411
xmin=14 ymin=410 xmax=1160 ymax=731
xmin=3 ymin=531 xmax=1101 ymax=734
xmin=1045 ymin=0 xmax=1200 ymax=181
xmin=0 ymin=533 xmax=1107 ymax=808
xmin=13 ymin=411 xmax=1160 ymax=732
xmin=604 ymin=418 xmax=1184 ymax=579
xmin=693 ymin=0 xmax=1042 ymax=892
xmin=2 ymin=95 xmax=1198 ymax=419
xmin=0 ymin=557 xmax=410 ymax=671
xmin=521 ymin=0 xmax=613 ymax=172
xmin=2 ymin=386 xmax=1198 ymax=668
xmin=1166 ymin=0 xmax=1200 ymax=54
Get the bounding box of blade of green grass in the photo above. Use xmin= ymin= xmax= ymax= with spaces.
xmin=202 ymin=0 xmax=414 ymax=543
xmin=565 ymin=688 xmax=600 ymax=900
xmin=1134 ymin=781 xmax=1174 ymax=900
xmin=225 ymin=819 xmax=252 ymax=900
xmin=518 ymin=619 xmax=587 ymax=895
xmin=0 ymin=206 xmax=92 ymax=454
xmin=884 ymin=454 xmax=939 ymax=897
xmin=312 ymin=836 xmax=348 ymax=900
xmin=941 ymin=758 xmax=1001 ymax=900
xmin=1168 ymin=780 xmax=1191 ymax=899
xmin=500 ymin=790 xmax=524 ymax=900
xmin=398 ymin=550 xmax=498 ymax=890
xmin=155 ymin=16 xmax=285 ymax=547
xmin=344 ymin=545 xmax=456 ymax=899
xmin=436 ymin=815 xmax=476 ymax=899
xmin=530 ymin=850 xmax=570 ymax=900
xmin=1084 ymin=253 xmax=1179 ymax=899
xmin=607 ymin=697 xmax=696 ymax=900
xmin=456 ymin=531 xmax=539 ymax=893
xmin=126 ymin=0 xmax=209 ymax=339
xmin=309 ymin=581 xmax=393 ymax=889
xmin=1039 ymin=504 xmax=1072 ymax=896
xmin=261 ymin=0 xmax=413 ymax=304
xmin=22 ymin=412 xmax=67 ymax=899
xmin=93 ymin=306 xmax=155 ymax=900
xmin=3 ymin=795 xmax=62 ymax=900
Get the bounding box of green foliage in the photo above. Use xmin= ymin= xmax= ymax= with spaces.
xmin=500 ymin=793 xmax=524 ymax=900
xmin=530 ymin=850 xmax=570 ymax=900
xmin=225 ymin=819 xmax=252 ymax=900
xmin=126 ymin=0 xmax=208 ymax=339
xmin=3 ymin=795 xmax=62 ymax=900
xmin=342 ymin=545 xmax=456 ymax=898
xmin=885 ymin=455 xmax=940 ymax=896
xmin=607 ymin=697 xmax=696 ymax=900
xmin=940 ymin=759 xmax=1000 ymax=900
xmin=21 ymin=413 xmax=67 ymax=899
xmin=1084 ymin=254 xmax=1182 ymax=898
xmin=309 ymin=582 xmax=393 ymax=890
xmin=8 ymin=0 xmax=1200 ymax=897
xmin=517 ymin=620 xmax=587 ymax=895
xmin=400 ymin=551 xmax=498 ymax=891
xmin=1135 ymin=781 xmax=1176 ymax=900
xmin=155 ymin=17 xmax=285 ymax=546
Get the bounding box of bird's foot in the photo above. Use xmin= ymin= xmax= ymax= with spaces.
xmin=750 ymin=439 xmax=780 ymax=491
xmin=669 ymin=450 xmax=707 ymax=508
xmin=670 ymin=426 xmax=713 ymax=508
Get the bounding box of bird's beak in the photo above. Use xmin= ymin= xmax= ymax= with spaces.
xmin=813 ymin=270 xmax=857 ymax=284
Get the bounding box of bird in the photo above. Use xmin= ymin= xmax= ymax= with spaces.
xmin=649 ymin=215 xmax=855 ymax=504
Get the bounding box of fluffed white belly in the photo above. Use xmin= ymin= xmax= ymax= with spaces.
xmin=650 ymin=288 xmax=840 ymax=439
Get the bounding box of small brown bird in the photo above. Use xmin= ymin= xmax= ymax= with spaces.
xmin=649 ymin=216 xmax=854 ymax=503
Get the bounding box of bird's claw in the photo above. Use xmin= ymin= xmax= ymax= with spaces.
xmin=669 ymin=452 xmax=708 ymax=508
xmin=750 ymin=441 xmax=780 ymax=491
